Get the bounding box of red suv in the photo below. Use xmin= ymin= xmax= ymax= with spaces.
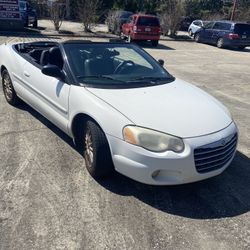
xmin=121 ymin=14 xmax=161 ymax=47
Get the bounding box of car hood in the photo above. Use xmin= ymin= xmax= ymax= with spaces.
xmin=86 ymin=79 xmax=232 ymax=138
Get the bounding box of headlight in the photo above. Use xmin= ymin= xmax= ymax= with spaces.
xmin=123 ymin=126 xmax=184 ymax=153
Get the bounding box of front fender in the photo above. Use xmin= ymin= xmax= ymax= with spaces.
xmin=68 ymin=85 xmax=133 ymax=139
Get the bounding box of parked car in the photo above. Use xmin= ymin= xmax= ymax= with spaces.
xmin=19 ymin=0 xmax=38 ymax=28
xmin=179 ymin=16 xmax=194 ymax=31
xmin=107 ymin=10 xmax=133 ymax=34
xmin=0 ymin=40 xmax=238 ymax=185
xmin=121 ymin=14 xmax=161 ymax=47
xmin=188 ymin=20 xmax=209 ymax=36
xmin=194 ymin=21 xmax=250 ymax=49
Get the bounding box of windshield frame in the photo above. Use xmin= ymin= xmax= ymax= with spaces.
xmin=63 ymin=42 xmax=175 ymax=89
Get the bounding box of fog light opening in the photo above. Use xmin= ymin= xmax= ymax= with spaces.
xmin=152 ymin=170 xmax=160 ymax=179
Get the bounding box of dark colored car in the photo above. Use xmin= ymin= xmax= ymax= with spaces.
xmin=194 ymin=21 xmax=250 ymax=49
xmin=179 ymin=16 xmax=194 ymax=31
xmin=107 ymin=10 xmax=133 ymax=34
xmin=19 ymin=0 xmax=38 ymax=28
xmin=121 ymin=14 xmax=161 ymax=47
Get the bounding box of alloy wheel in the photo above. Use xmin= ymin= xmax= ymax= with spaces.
xmin=84 ymin=128 xmax=94 ymax=167
xmin=2 ymin=73 xmax=13 ymax=101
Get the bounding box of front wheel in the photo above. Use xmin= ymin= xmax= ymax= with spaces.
xmin=194 ymin=33 xmax=201 ymax=43
xmin=2 ymin=69 xmax=20 ymax=106
xmin=188 ymin=29 xmax=193 ymax=36
xmin=83 ymin=121 xmax=114 ymax=178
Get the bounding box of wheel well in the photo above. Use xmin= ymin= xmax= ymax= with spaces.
xmin=71 ymin=113 xmax=102 ymax=141
xmin=1 ymin=66 xmax=7 ymax=75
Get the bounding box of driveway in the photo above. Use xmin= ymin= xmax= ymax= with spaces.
xmin=0 ymin=36 xmax=249 ymax=250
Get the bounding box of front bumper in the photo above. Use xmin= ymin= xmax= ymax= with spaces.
xmin=107 ymin=122 xmax=238 ymax=185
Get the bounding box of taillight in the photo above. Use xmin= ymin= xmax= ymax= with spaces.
xmin=228 ymin=33 xmax=240 ymax=39
xmin=133 ymin=25 xmax=137 ymax=32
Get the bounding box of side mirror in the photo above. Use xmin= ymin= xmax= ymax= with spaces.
xmin=42 ymin=65 xmax=65 ymax=81
xmin=158 ymin=59 xmax=164 ymax=67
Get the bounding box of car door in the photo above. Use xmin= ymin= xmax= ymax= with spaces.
xmin=20 ymin=53 xmax=70 ymax=134
xmin=202 ymin=22 xmax=215 ymax=43
xmin=212 ymin=22 xmax=232 ymax=43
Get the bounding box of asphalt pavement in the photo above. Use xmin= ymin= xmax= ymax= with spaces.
xmin=0 ymin=35 xmax=250 ymax=250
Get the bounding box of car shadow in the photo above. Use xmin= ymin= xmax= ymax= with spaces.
xmin=97 ymin=151 xmax=250 ymax=220
xmin=231 ymin=47 xmax=250 ymax=53
xmin=15 ymin=102 xmax=250 ymax=220
xmin=137 ymin=41 xmax=175 ymax=50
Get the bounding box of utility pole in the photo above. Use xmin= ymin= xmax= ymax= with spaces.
xmin=230 ymin=0 xmax=237 ymax=21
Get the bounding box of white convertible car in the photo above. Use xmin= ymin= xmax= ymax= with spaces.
xmin=0 ymin=40 xmax=238 ymax=185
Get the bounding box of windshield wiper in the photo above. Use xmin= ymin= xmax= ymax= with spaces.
xmin=76 ymin=75 xmax=126 ymax=83
xmin=129 ymin=76 xmax=174 ymax=82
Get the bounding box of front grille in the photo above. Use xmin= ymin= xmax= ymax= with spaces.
xmin=194 ymin=133 xmax=237 ymax=173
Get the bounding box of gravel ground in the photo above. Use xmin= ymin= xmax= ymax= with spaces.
xmin=0 ymin=35 xmax=250 ymax=250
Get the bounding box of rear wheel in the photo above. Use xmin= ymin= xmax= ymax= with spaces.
xmin=83 ymin=120 xmax=114 ymax=178
xmin=2 ymin=69 xmax=20 ymax=106
xmin=217 ymin=38 xmax=225 ymax=48
xmin=151 ymin=40 xmax=159 ymax=47
xmin=188 ymin=29 xmax=193 ymax=36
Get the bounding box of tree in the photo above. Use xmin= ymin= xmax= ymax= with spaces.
xmin=77 ymin=0 xmax=100 ymax=32
xmin=185 ymin=0 xmax=224 ymax=19
xmin=159 ymin=0 xmax=185 ymax=36
xmin=48 ymin=0 xmax=66 ymax=31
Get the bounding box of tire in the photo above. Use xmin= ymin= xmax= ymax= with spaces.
xmin=1 ymin=69 xmax=20 ymax=106
xmin=188 ymin=29 xmax=193 ymax=36
xmin=194 ymin=33 xmax=201 ymax=43
xmin=83 ymin=120 xmax=114 ymax=178
xmin=151 ymin=40 xmax=159 ymax=47
xmin=33 ymin=20 xmax=38 ymax=28
xmin=217 ymin=38 xmax=225 ymax=48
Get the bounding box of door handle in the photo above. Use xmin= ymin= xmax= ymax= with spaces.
xmin=24 ymin=71 xmax=30 ymax=77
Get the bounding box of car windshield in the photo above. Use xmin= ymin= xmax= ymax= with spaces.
xmin=64 ymin=43 xmax=174 ymax=88
xmin=234 ymin=24 xmax=250 ymax=35
xmin=137 ymin=17 xmax=160 ymax=27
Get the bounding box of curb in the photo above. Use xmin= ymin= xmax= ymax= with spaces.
xmin=0 ymin=30 xmax=194 ymax=42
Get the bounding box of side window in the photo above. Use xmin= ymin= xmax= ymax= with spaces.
xmin=213 ymin=22 xmax=221 ymax=29
xmin=204 ymin=22 xmax=214 ymax=29
xmin=221 ymin=23 xmax=232 ymax=31
xmin=213 ymin=22 xmax=231 ymax=31
xmin=193 ymin=21 xmax=201 ymax=26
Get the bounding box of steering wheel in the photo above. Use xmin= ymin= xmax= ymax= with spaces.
xmin=114 ymin=60 xmax=135 ymax=74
